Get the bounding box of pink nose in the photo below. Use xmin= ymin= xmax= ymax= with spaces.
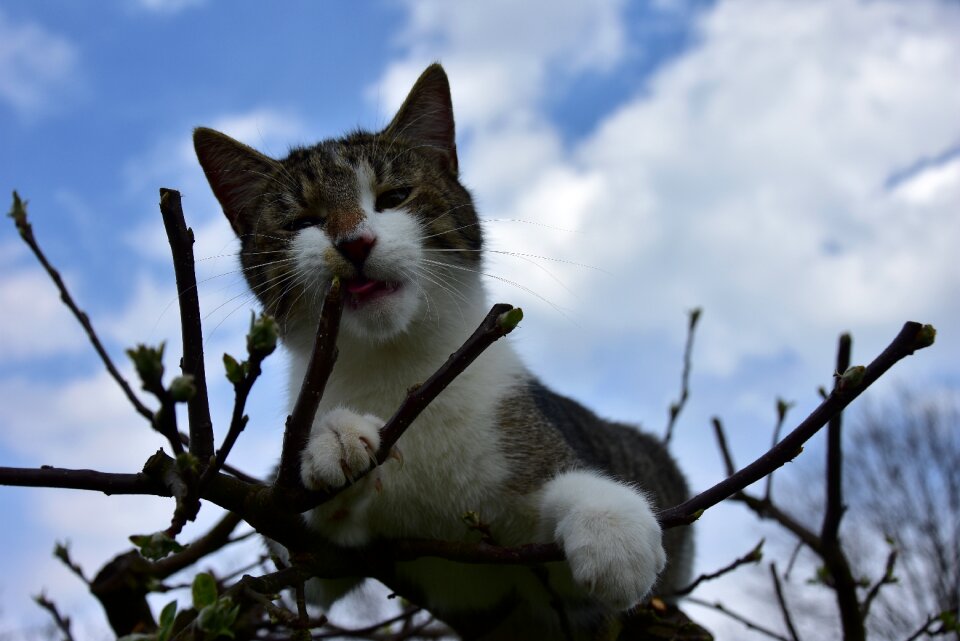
xmin=336 ymin=233 xmax=376 ymax=269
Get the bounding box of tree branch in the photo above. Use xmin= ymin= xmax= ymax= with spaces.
xmin=0 ymin=465 xmax=170 ymax=496
xmin=7 ymin=192 xmax=154 ymax=423
xmin=663 ymin=307 xmax=701 ymax=446
xmin=668 ymin=539 xmax=764 ymax=597
xmin=770 ymin=562 xmax=802 ymax=641
xmin=821 ymin=332 xmax=852 ymax=544
xmin=159 ymin=188 xmax=214 ymax=462
xmin=276 ymin=278 xmax=344 ymax=489
xmin=659 ymin=321 xmax=934 ymax=528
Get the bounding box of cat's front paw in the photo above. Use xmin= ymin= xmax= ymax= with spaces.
xmin=301 ymin=408 xmax=383 ymax=490
xmin=541 ymin=471 xmax=666 ymax=610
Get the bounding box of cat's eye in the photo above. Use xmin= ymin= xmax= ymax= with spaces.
xmin=283 ymin=216 xmax=324 ymax=232
xmin=375 ymin=187 xmax=412 ymax=212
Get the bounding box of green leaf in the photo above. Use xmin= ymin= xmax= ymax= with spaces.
xmin=156 ymin=600 xmax=178 ymax=641
xmin=192 ymin=573 xmax=218 ymax=610
xmin=129 ymin=531 xmax=184 ymax=561
xmin=222 ymin=353 xmax=244 ymax=384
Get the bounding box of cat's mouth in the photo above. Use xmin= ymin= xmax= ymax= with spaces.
xmin=344 ymin=277 xmax=402 ymax=309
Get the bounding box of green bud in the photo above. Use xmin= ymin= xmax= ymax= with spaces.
xmin=196 ymin=596 xmax=240 ymax=637
xmin=8 ymin=191 xmax=28 ymax=228
xmin=688 ymin=307 xmax=702 ymax=329
xmin=129 ymin=531 xmax=184 ymax=560
xmin=176 ymin=451 xmax=200 ymax=476
xmin=776 ymin=398 xmax=793 ymax=422
xmin=916 ymin=324 xmax=936 ymax=349
xmin=168 ymin=375 xmax=196 ymax=402
xmin=496 ymin=307 xmax=523 ymax=332
xmin=838 ymin=365 xmax=866 ymax=391
xmin=192 ymin=572 xmax=218 ymax=609
xmin=127 ymin=343 xmax=166 ymax=391
xmin=223 ymin=353 xmax=245 ymax=384
xmin=247 ymin=312 xmax=278 ymax=358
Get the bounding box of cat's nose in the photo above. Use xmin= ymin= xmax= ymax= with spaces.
xmin=336 ymin=232 xmax=376 ymax=269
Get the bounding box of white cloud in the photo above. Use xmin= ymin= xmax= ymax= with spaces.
xmin=132 ymin=0 xmax=205 ymax=13
xmin=0 ymin=9 xmax=79 ymax=117
xmin=378 ymin=0 xmax=960 ymax=381
xmin=0 ymin=269 xmax=88 ymax=360
xmin=377 ymin=0 xmax=627 ymax=128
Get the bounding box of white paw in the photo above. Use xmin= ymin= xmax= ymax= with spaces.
xmin=300 ymin=408 xmax=383 ymax=490
xmin=541 ymin=471 xmax=666 ymax=610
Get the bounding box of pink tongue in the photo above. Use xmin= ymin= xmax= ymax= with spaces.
xmin=346 ymin=279 xmax=380 ymax=295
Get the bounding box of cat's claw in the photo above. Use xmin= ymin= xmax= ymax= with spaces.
xmin=301 ymin=409 xmax=384 ymax=490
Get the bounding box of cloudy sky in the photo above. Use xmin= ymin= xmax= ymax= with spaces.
xmin=1 ymin=0 xmax=958 ymax=638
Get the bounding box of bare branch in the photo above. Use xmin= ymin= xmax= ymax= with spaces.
xmin=659 ymin=321 xmax=935 ymax=529
xmin=821 ymin=333 xmax=852 ymax=544
xmin=861 ymin=546 xmax=899 ymax=622
xmin=764 ymin=397 xmax=794 ymax=501
xmin=770 ymin=562 xmax=803 ymax=641
xmin=663 ymin=307 xmax=701 ymax=446
xmin=667 ymin=539 xmax=764 ymax=597
xmin=159 ymin=188 xmax=214 ymax=461
xmin=7 ymin=192 xmax=154 ymax=423
xmin=276 ymin=278 xmax=344 ymax=489
xmin=34 ymin=593 xmax=76 ymax=641
xmin=687 ymin=596 xmax=791 ymax=641
xmin=712 ymin=416 xmax=737 ymax=477
xmin=0 ymin=465 xmax=170 ymax=496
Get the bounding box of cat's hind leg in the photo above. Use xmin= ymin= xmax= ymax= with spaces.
xmin=538 ymin=470 xmax=666 ymax=610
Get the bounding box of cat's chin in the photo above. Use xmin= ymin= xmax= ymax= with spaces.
xmin=338 ymin=282 xmax=420 ymax=343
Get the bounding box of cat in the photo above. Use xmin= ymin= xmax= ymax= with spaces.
xmin=194 ymin=63 xmax=693 ymax=640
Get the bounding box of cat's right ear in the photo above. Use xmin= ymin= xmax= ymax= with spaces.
xmin=193 ymin=127 xmax=280 ymax=234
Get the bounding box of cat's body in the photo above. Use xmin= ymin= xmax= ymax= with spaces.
xmin=195 ymin=64 xmax=692 ymax=640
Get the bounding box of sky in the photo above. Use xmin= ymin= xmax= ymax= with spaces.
xmin=0 ymin=0 xmax=958 ymax=638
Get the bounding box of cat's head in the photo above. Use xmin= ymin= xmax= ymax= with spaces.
xmin=194 ymin=64 xmax=482 ymax=342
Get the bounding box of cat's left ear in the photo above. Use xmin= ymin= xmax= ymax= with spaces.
xmin=383 ymin=63 xmax=458 ymax=174
xmin=194 ymin=127 xmax=282 ymax=235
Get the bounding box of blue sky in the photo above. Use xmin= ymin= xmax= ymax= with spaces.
xmin=1 ymin=1 xmax=958 ymax=638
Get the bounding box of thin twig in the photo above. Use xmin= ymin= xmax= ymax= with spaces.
xmin=667 ymin=539 xmax=764 ymax=597
xmin=159 ymin=188 xmax=214 ymax=461
xmin=276 ymin=278 xmax=344 ymax=489
xmin=664 ymin=307 xmax=701 ymax=446
xmin=860 ymin=546 xmax=898 ymax=621
xmin=783 ymin=541 xmax=804 ymax=581
xmin=33 ymin=593 xmax=76 ymax=641
xmin=770 ymin=562 xmax=802 ymax=641
xmin=764 ymin=397 xmax=794 ymax=501
xmin=7 ymin=192 xmax=153 ymax=422
xmin=53 ymin=542 xmax=89 ymax=585
xmin=903 ymin=612 xmax=950 ymax=641
xmin=712 ymin=417 xmax=737 ymax=477
xmin=152 ymin=511 xmax=243 ymax=578
xmin=687 ymin=596 xmax=790 ymax=641
xmin=821 ymin=333 xmax=852 ymax=544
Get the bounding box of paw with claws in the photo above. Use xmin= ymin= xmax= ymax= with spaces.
xmin=301 ymin=408 xmax=383 ymax=490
